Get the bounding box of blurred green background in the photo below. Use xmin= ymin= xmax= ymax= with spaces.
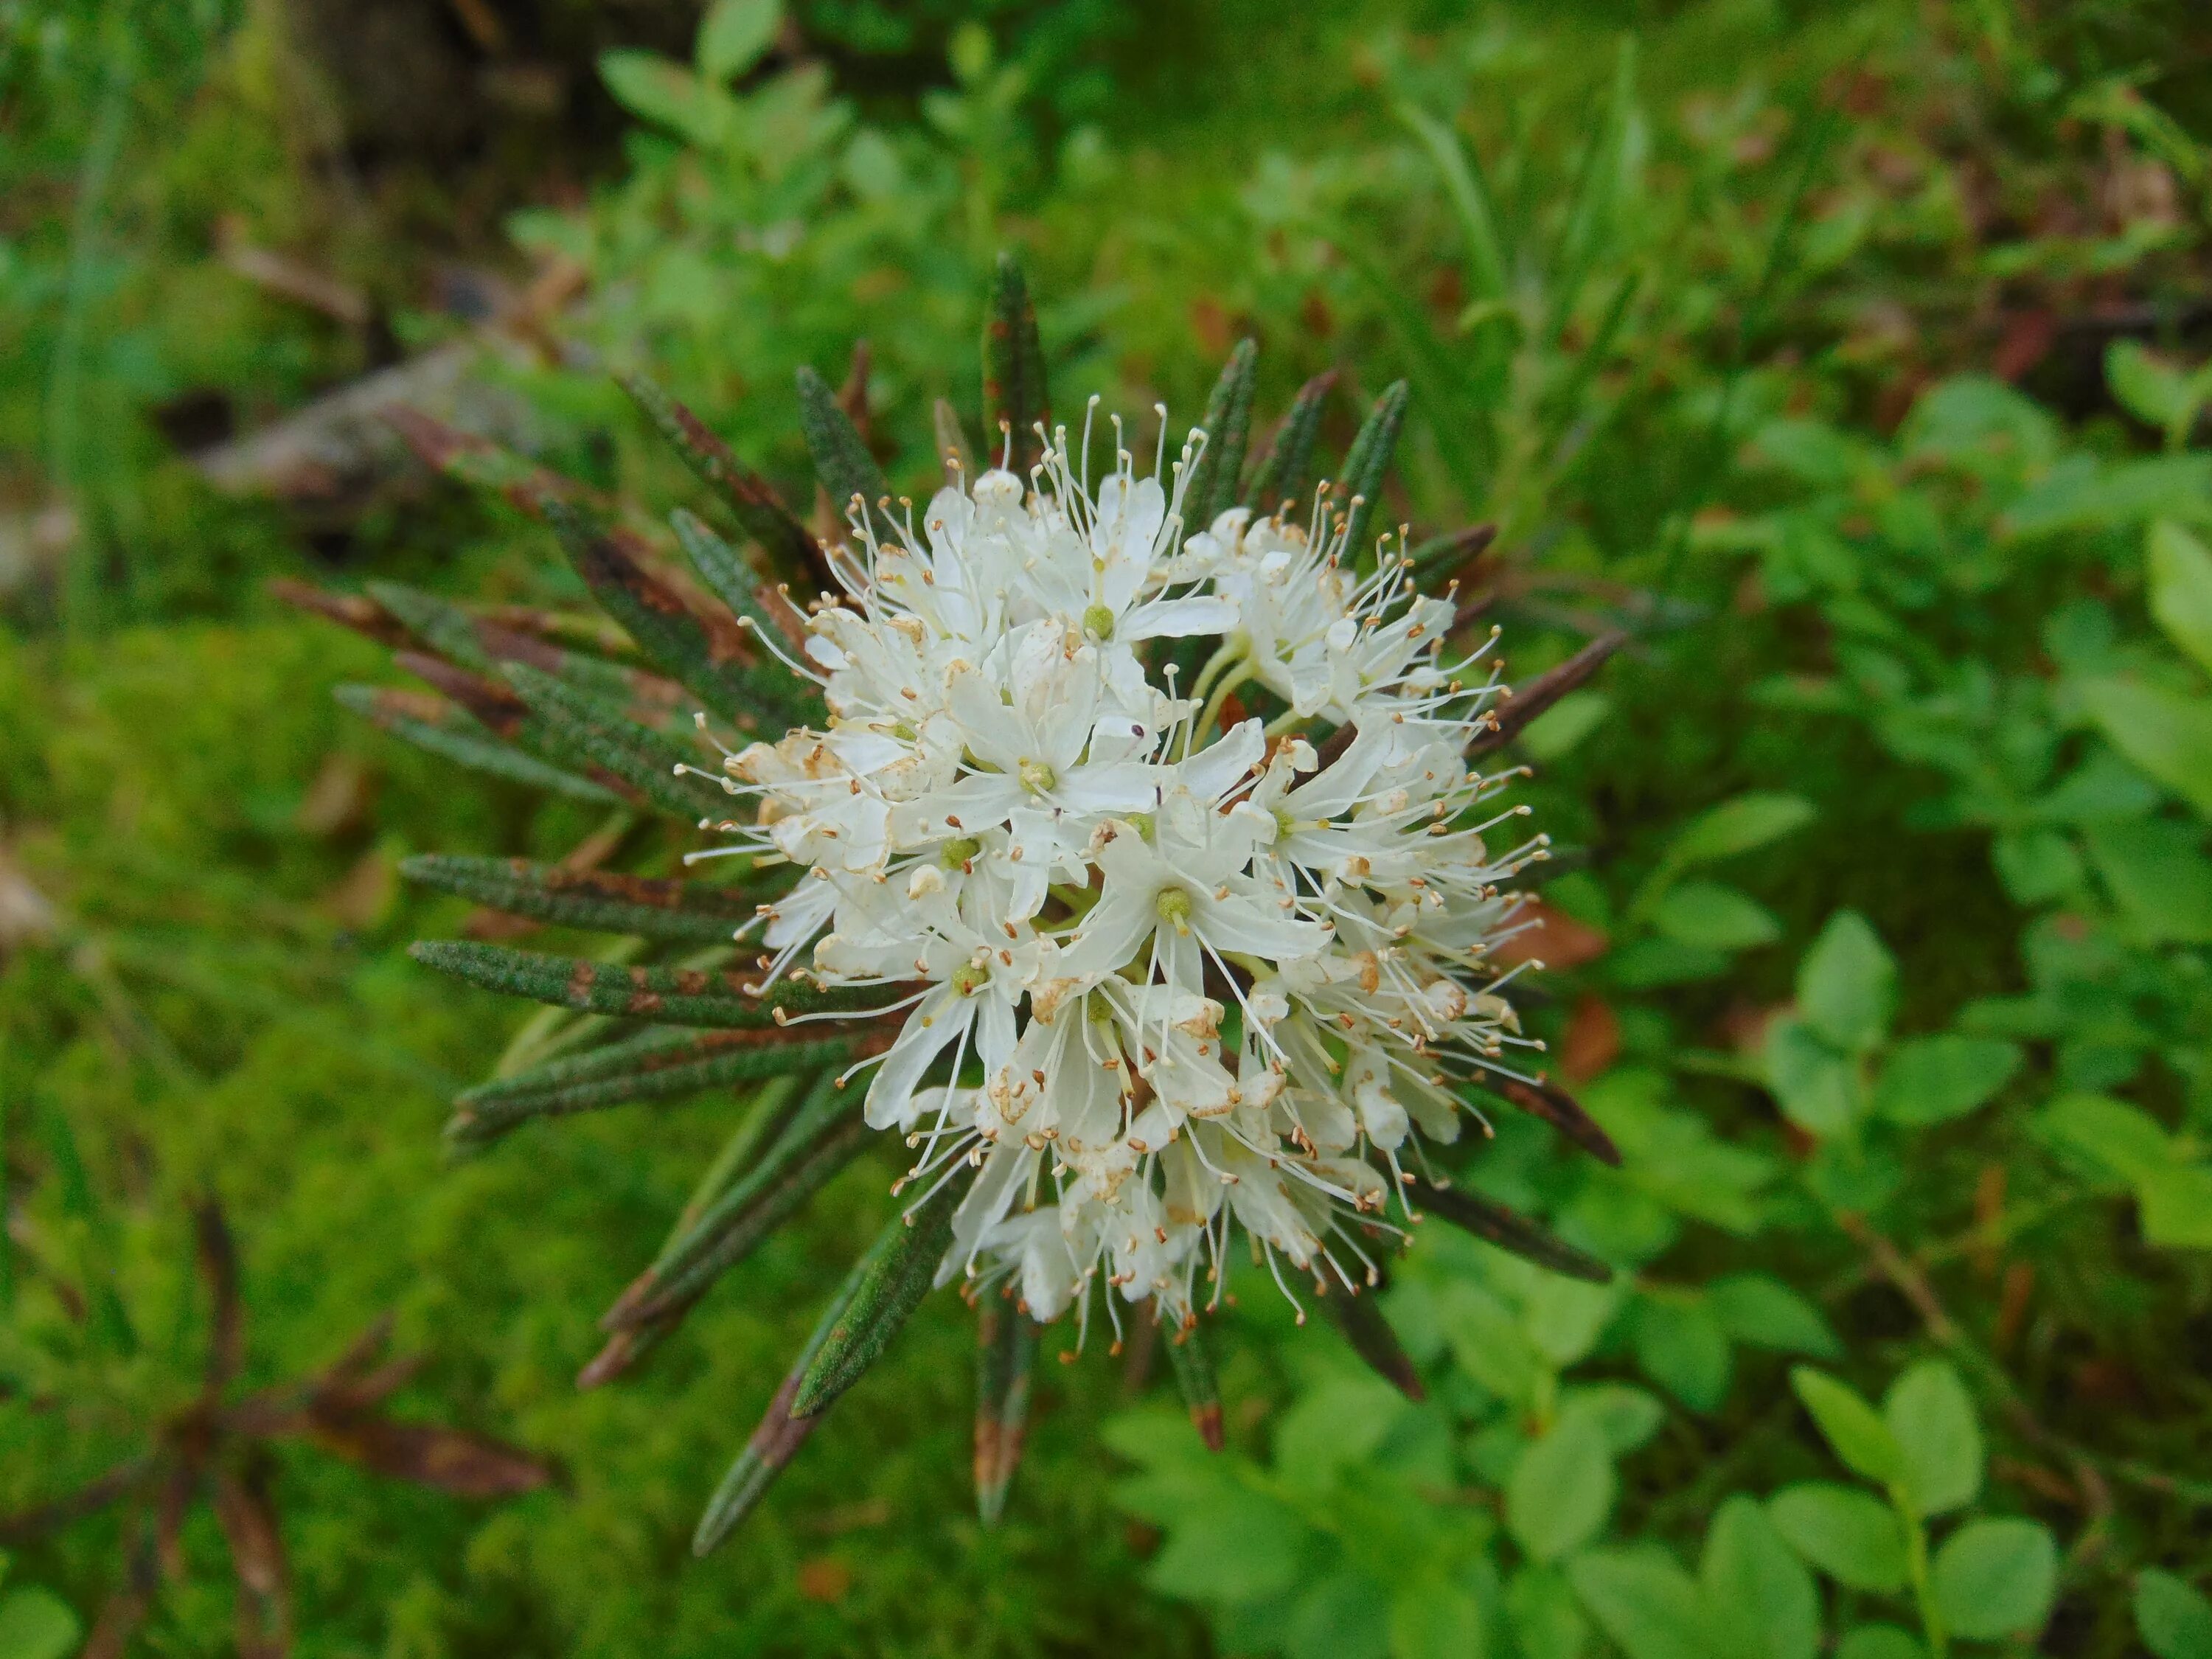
xmin=5 ymin=0 xmax=2212 ymax=1655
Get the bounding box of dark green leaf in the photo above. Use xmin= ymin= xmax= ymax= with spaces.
xmin=974 ymin=1298 xmax=1038 ymax=1526
xmin=410 ymin=939 xmax=834 ymax=1029
xmin=334 ymin=684 xmax=621 ymax=804
xmin=1245 ymin=370 xmax=1337 ymax=515
xmin=619 ymin=372 xmax=818 ymax=580
xmin=1184 ymin=338 xmax=1259 ymax=527
xmin=542 ymin=500 xmax=756 ymax=723
xmin=402 ymin=855 xmax=765 ymax=942
xmin=498 ymin=661 xmax=734 ymax=818
xmin=1338 ymin=380 xmax=1409 ymax=557
xmin=982 ymin=251 xmax=1051 ymax=476
xmin=1413 ymin=1176 xmax=1613 ymax=1281
xmin=789 ymin=1170 xmax=968 ymax=1416
xmin=1163 ymin=1318 xmax=1225 ymax=1451
xmin=620 ymin=1071 xmax=868 ymax=1322
xmin=797 ymin=364 xmax=891 ymax=532
xmin=448 ymin=1027 xmax=860 ymax=1146
xmin=2135 ymin=1568 xmax=2212 ymax=1659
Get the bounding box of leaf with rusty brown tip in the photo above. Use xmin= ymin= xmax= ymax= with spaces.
xmin=1468 ymin=631 xmax=1627 ymax=758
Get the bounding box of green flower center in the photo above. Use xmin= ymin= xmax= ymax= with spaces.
xmin=1018 ymin=758 xmax=1057 ymax=796
xmin=1155 ymin=886 xmax=1194 ymax=935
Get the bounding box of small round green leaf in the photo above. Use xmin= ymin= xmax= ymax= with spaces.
xmin=1790 ymin=1368 xmax=1902 ymax=1486
xmin=1769 ymin=1484 xmax=1908 ymax=1593
xmin=1509 ymin=1415 xmax=1615 ymax=1562
xmin=2136 ymin=1568 xmax=2212 ymax=1659
xmin=1882 ymin=1360 xmax=1981 ymax=1517
xmin=1932 ymin=1517 xmax=2056 ymax=1641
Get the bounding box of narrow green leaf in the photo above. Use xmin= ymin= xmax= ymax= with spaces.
xmin=542 ymin=500 xmax=755 ymax=723
xmin=789 ymin=1171 xmax=968 ymax=1416
xmin=975 ymin=1298 xmax=1038 ymax=1526
xmin=1413 ymin=1176 xmax=1613 ymax=1281
xmin=1183 ymin=338 xmax=1259 ymax=527
xmin=619 ymin=372 xmax=818 ymax=580
xmin=498 ymin=661 xmax=732 ymax=818
xmin=1397 ymin=103 xmax=1508 ymax=304
xmin=366 ymin=579 xmax=667 ymax=711
xmin=982 ymin=251 xmax=1051 ymax=476
xmin=1244 ymin=369 xmax=1337 ymax=515
xmin=796 ymin=363 xmax=891 ymax=531
xmin=692 ymin=1234 xmax=877 ymax=1555
xmin=623 ymin=1071 xmax=868 ymax=1318
xmin=410 ymin=940 xmax=869 ymax=1030
xmin=448 ymin=1028 xmax=858 ymax=1146
xmin=400 ymin=855 xmax=765 ymax=942
xmin=667 ymin=508 xmax=824 ymax=723
xmin=1162 ymin=1318 xmax=1225 ymax=1451
xmin=1338 ymin=379 xmax=1410 ymax=558
xmin=334 ymin=684 xmax=620 ymax=804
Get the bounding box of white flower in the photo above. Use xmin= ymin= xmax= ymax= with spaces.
xmin=697 ymin=404 xmax=1551 ymax=1340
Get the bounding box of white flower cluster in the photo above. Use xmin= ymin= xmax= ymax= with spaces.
xmin=711 ymin=411 xmax=1548 ymax=1338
